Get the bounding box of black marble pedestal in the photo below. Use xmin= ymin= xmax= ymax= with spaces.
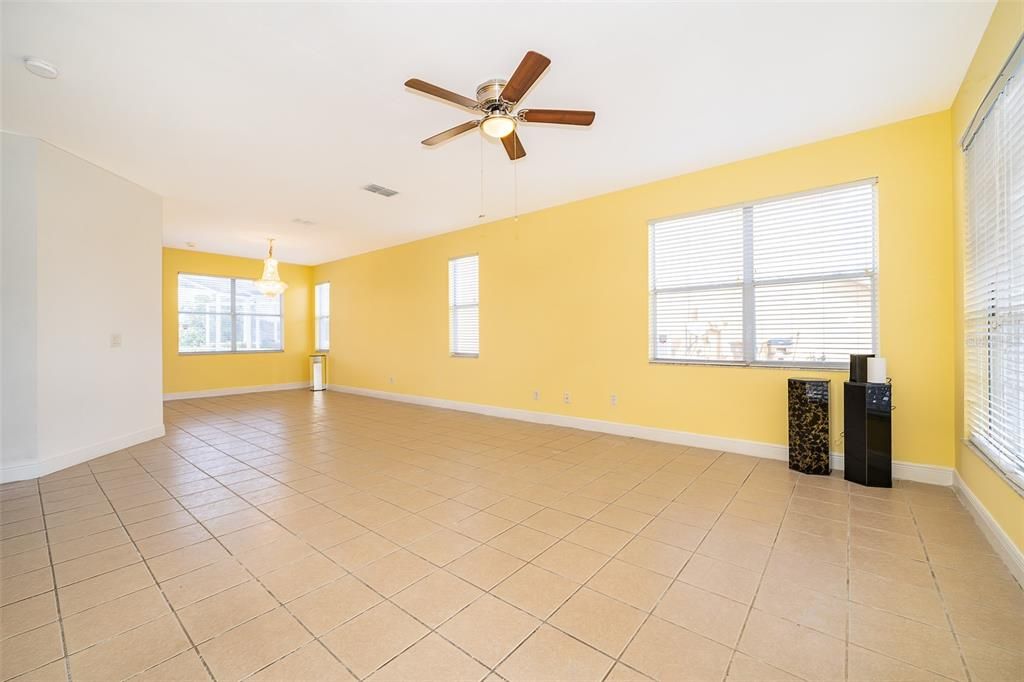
xmin=788 ymin=378 xmax=831 ymax=475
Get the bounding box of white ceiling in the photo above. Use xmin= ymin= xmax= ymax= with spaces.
xmin=3 ymin=2 xmax=993 ymax=265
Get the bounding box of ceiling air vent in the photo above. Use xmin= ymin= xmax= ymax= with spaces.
xmin=363 ymin=183 xmax=399 ymax=198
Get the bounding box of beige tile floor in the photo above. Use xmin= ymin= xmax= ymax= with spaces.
xmin=1 ymin=390 xmax=1022 ymax=682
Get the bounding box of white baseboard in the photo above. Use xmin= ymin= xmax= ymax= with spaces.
xmin=163 ymin=382 xmax=308 ymax=401
xmin=327 ymin=384 xmax=952 ymax=486
xmin=954 ymin=470 xmax=1024 ymax=586
xmin=827 ymin=453 xmax=954 ymax=486
xmin=891 ymin=460 xmax=954 ymax=486
xmin=1 ymin=424 xmax=166 ymax=484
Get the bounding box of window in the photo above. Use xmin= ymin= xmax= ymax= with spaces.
xmin=963 ymin=48 xmax=1024 ymax=490
xmin=315 ymin=282 xmax=330 ymax=351
xmin=448 ymin=255 xmax=479 ymax=356
xmin=178 ymin=274 xmax=283 ymax=353
xmin=650 ymin=180 xmax=877 ymax=367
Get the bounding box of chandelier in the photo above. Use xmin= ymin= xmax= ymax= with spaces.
xmin=255 ymin=238 xmax=288 ymax=296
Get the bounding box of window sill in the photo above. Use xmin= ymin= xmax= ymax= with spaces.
xmin=178 ymin=349 xmax=284 ymax=356
xmin=650 ymin=359 xmax=849 ymax=372
xmin=962 ymin=439 xmax=1024 ymax=498
xmin=450 ymin=353 xmax=479 ymax=359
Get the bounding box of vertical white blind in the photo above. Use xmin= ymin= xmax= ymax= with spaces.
xmin=965 ymin=54 xmax=1024 ymax=489
xmin=315 ymin=282 xmax=330 ymax=351
xmin=449 ymin=255 xmax=479 ymax=356
xmin=178 ymin=273 xmax=283 ymax=353
xmin=650 ymin=181 xmax=877 ymax=366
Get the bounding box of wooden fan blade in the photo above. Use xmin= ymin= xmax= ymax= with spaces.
xmin=520 ymin=109 xmax=595 ymax=126
xmin=405 ymin=79 xmax=479 ymax=111
xmin=421 ymin=120 xmax=479 ymax=146
xmin=501 ymin=130 xmax=526 ymax=160
xmin=500 ymin=51 xmax=550 ymax=104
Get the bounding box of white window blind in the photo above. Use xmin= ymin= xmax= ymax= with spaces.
xmin=178 ymin=273 xmax=283 ymax=353
xmin=650 ymin=181 xmax=877 ymax=366
xmin=650 ymin=207 xmax=745 ymax=362
xmin=449 ymin=255 xmax=479 ymax=356
xmin=964 ymin=51 xmax=1024 ymax=490
xmin=315 ymin=282 xmax=330 ymax=351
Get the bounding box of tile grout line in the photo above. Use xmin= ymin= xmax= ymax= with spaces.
xmin=36 ymin=477 xmax=74 ymax=682
xmin=477 ymin=454 xmax=763 ymax=679
xmin=153 ymin=414 xmax=595 ymax=680
xmin=845 ymin=477 xmax=852 ymax=682
xmin=848 ymin=484 xmax=972 ymax=681
xmin=348 ymin=446 xmax=676 ymax=678
xmin=216 ymin=430 xmax=782 ymax=675
xmin=82 ymin=461 xmax=221 ymax=682
xmin=134 ymin=440 xmax=368 ymax=682
xmin=717 ymin=462 xmax=800 ymax=682
xmin=159 ymin=402 xmax=522 ymax=679
xmin=600 ymin=458 xmax=742 ymax=682
xmin=906 ymin=489 xmax=973 ymax=682
xmin=162 ymin=404 xmax=635 ymax=678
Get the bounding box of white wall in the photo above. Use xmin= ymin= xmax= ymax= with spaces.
xmin=0 ymin=133 xmax=164 ymax=482
xmin=1 ymin=133 xmax=39 ymax=473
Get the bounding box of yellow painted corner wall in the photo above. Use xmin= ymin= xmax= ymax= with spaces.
xmin=162 ymin=248 xmax=313 ymax=394
xmin=314 ymin=111 xmax=955 ymax=468
xmin=951 ymin=0 xmax=1024 ymax=552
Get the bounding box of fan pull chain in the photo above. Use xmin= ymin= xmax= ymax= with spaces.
xmin=513 ymin=135 xmax=519 ymax=222
xmin=478 ymin=133 xmax=485 ymax=219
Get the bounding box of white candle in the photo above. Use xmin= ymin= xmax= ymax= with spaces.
xmin=867 ymin=357 xmax=887 ymax=383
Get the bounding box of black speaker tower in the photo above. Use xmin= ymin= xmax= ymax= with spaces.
xmin=843 ymin=381 xmax=893 ymax=488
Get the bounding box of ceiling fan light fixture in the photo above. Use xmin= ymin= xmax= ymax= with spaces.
xmin=408 ymin=51 xmax=593 ymax=160
xmin=480 ymin=114 xmax=516 ymax=139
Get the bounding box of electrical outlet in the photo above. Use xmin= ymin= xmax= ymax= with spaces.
xmin=563 ymin=392 xmax=571 ymax=404
xmin=110 ymin=333 xmax=122 ymax=348
xmin=532 ymin=390 xmax=540 ymax=401
xmin=610 ymin=394 xmax=618 ymax=406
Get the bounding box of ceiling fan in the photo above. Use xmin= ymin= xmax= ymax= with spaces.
xmin=405 ymin=51 xmax=595 ymax=160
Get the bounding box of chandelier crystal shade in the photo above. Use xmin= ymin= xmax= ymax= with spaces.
xmin=255 ymin=238 xmax=288 ymax=296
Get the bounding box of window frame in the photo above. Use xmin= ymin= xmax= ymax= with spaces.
xmin=314 ymin=281 xmax=330 ymax=352
xmin=961 ymin=36 xmax=1024 ymax=493
xmin=177 ymin=272 xmax=285 ymax=355
xmin=648 ymin=178 xmax=879 ymax=369
xmin=448 ymin=253 xmax=480 ymax=358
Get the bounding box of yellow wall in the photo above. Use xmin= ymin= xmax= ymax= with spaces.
xmin=951 ymin=1 xmax=1024 ymax=552
xmin=314 ymin=112 xmax=955 ymax=468
xmin=157 ymin=8 xmax=1024 ymax=554
xmin=162 ymin=248 xmax=314 ymax=394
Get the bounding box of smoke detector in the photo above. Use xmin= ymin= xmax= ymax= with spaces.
xmin=24 ymin=57 xmax=58 ymax=79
